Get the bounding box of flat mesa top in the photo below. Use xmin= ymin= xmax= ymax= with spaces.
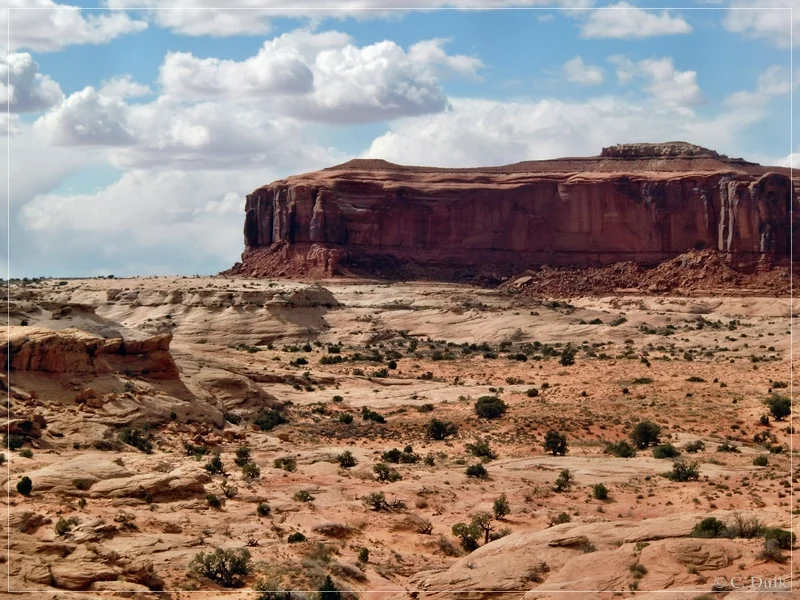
xmin=312 ymin=143 xmax=785 ymax=177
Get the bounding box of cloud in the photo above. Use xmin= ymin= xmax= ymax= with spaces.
xmin=99 ymin=75 xmax=152 ymax=99
xmin=724 ymin=65 xmax=792 ymax=107
xmin=608 ymin=55 xmax=704 ymax=107
xmin=563 ymin=56 xmax=604 ymax=86
xmin=104 ymin=0 xmax=593 ymax=37
xmin=581 ymin=2 xmax=692 ymax=39
xmin=158 ymin=29 xmax=482 ymax=123
xmin=723 ymin=0 xmax=798 ymax=48
xmin=362 ymin=96 xmax=764 ymax=168
xmin=776 ymin=152 xmax=799 ymax=168
xmin=0 ymin=53 xmax=64 ymax=113
xmin=4 ymin=0 xmax=146 ymax=52
xmin=15 ymin=168 xmax=284 ymax=277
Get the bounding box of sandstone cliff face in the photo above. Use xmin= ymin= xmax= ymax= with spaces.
xmin=226 ymin=143 xmax=798 ymax=279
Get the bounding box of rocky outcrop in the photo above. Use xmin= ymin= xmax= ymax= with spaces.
xmin=1 ymin=326 xmax=179 ymax=379
xmin=225 ymin=143 xmax=798 ymax=280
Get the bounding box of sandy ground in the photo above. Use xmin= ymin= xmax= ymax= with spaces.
xmin=2 ymin=275 xmax=797 ymax=598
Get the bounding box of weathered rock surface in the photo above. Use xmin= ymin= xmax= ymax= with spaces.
xmin=1 ymin=326 xmax=179 ymax=379
xmin=225 ymin=143 xmax=798 ymax=280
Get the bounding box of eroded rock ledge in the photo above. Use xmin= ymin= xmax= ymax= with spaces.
xmin=224 ymin=143 xmax=798 ymax=281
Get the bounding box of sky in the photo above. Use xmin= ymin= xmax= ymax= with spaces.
xmin=1 ymin=0 xmax=797 ymax=278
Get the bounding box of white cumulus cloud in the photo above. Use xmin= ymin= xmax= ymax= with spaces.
xmin=724 ymin=0 xmax=798 ymax=48
xmin=0 ymin=52 xmax=64 ymax=113
xmin=724 ymin=65 xmax=792 ymax=107
xmin=608 ymin=55 xmax=704 ymax=107
xmin=563 ymin=56 xmax=604 ymax=86
xmin=4 ymin=0 xmax=146 ymax=52
xmin=581 ymin=2 xmax=692 ymax=39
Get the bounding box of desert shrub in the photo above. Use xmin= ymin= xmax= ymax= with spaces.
xmin=554 ymin=469 xmax=573 ymax=492
xmin=465 ymin=463 xmax=488 ymax=479
xmin=338 ymin=413 xmax=353 ymax=424
xmin=757 ymin=539 xmax=786 ymax=563
xmin=361 ymin=407 xmax=386 ymax=423
xmin=16 ymin=476 xmax=32 ymax=496
xmin=465 ymin=437 xmax=497 ymax=460
xmin=117 ymin=427 xmax=153 ymax=453
xmin=336 ymin=450 xmax=357 ymax=468
xmin=550 ymin=512 xmax=571 ymax=526
xmin=242 ymin=462 xmax=261 ymax=480
xmin=629 ymin=421 xmax=662 ymax=449
xmin=222 ymin=482 xmax=238 ymax=499
xmin=526 ymin=387 xmax=539 ymax=397
xmin=652 ymin=444 xmax=680 ymax=459
xmin=764 ymin=393 xmax=791 ymax=420
xmin=206 ymin=493 xmax=221 ymax=508
xmin=318 ymin=575 xmax=340 ymax=600
xmin=629 ymin=563 xmax=647 ymax=579
xmin=527 ymin=561 xmax=551 ymax=583
xmin=631 ymin=377 xmax=653 ymax=385
xmin=605 ymin=440 xmax=636 ymax=458
xmin=273 ymin=456 xmax=297 ymax=472
xmin=543 ymin=430 xmax=568 ymax=456
xmin=417 ymin=403 xmax=434 ymax=413
xmin=759 ymin=414 xmax=770 ymax=425
xmin=726 ymin=513 xmax=764 ymax=539
xmin=717 ymin=441 xmax=740 ymax=453
xmin=190 ymin=548 xmax=252 ymax=587
xmin=293 ymin=489 xmax=314 ymax=502
xmin=363 ymin=492 xmax=388 ymax=511
xmin=19 ymin=448 xmax=33 ymax=458
xmin=763 ymin=528 xmax=796 ymax=550
xmin=234 ymin=446 xmax=251 ymax=467
xmin=559 ymin=346 xmax=576 ymax=366
xmin=0 ymin=454 xmax=5 ymax=465
xmin=426 ymin=419 xmax=458 ymax=440
xmin=592 ymin=483 xmax=609 ymax=500
xmin=332 ymin=395 xmax=343 ymax=402
xmin=290 ymin=357 xmax=308 ymax=366
xmin=474 ymin=396 xmax=507 ymax=419
xmin=204 ymin=453 xmax=225 ymax=475
xmin=373 ymin=463 xmax=401 ymax=482
xmin=452 ymin=522 xmax=480 ymax=551
xmin=223 ymin=411 xmax=241 ymax=424
xmin=752 ymin=455 xmax=769 ymax=467
xmin=493 ymin=493 xmax=510 ymax=519
xmin=55 ymin=516 xmax=79 ymax=537
xmin=253 ymin=409 xmax=287 ymax=431
xmin=256 ymin=503 xmax=271 ymax=517
xmin=287 ymin=532 xmax=306 ymax=543
xmin=686 ymin=376 xmax=705 ymax=382
xmin=691 ymin=517 xmax=727 ymax=538
xmin=684 ymin=440 xmax=705 ymax=453
xmin=358 ymin=547 xmax=369 ymax=563
xmin=610 ymin=317 xmax=627 ymax=326
xmin=667 ymin=460 xmax=699 ymax=482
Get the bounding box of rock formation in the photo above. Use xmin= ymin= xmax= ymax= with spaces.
xmin=224 ymin=142 xmax=798 ymax=281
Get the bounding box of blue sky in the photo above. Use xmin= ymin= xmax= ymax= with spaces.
xmin=1 ymin=0 xmax=797 ymax=277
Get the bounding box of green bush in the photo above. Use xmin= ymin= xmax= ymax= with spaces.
xmin=559 ymin=346 xmax=576 ymax=366
xmin=667 ymin=460 xmax=700 ymax=482
xmin=493 ymin=493 xmax=510 ymax=519
xmin=293 ymin=489 xmax=314 ymax=502
xmin=426 ymin=418 xmax=458 ymax=440
xmin=752 ymin=455 xmax=769 ymax=467
xmin=465 ymin=463 xmax=488 ymax=479
xmin=117 ymin=427 xmax=153 ymax=453
xmin=242 ymin=462 xmax=261 ymax=480
xmin=691 ymin=517 xmax=727 ymax=538
xmin=338 ymin=413 xmax=353 ymax=424
xmin=234 ymin=446 xmax=251 ymax=467
xmin=554 ymin=469 xmax=573 ymax=492
xmin=605 ymin=440 xmax=636 ymax=458
xmin=358 ymin=547 xmax=370 ymax=563
xmin=764 ymin=393 xmax=791 ymax=420
xmin=253 ymin=409 xmax=287 ymax=431
xmin=717 ymin=441 xmax=740 ymax=453
xmin=592 ymin=483 xmax=608 ymax=500
xmin=465 ymin=437 xmax=497 ymax=460
xmin=319 ymin=575 xmax=340 ymax=600
xmin=19 ymin=448 xmax=33 ymax=459
xmin=206 ymin=493 xmax=222 ymax=508
xmin=16 ymin=476 xmax=32 ymax=496
xmin=543 ymin=430 xmax=568 ymax=456
xmin=629 ymin=421 xmax=662 ymax=449
xmin=373 ymin=463 xmax=401 ymax=482
xmin=361 ymin=407 xmax=386 ymax=423
xmin=256 ymin=503 xmax=271 ymax=517
xmin=684 ymin=440 xmax=705 ymax=453
xmin=526 ymin=388 xmax=539 ymax=397
xmin=763 ymin=528 xmax=796 ymax=550
xmin=204 ymin=453 xmax=225 ymax=475
xmin=652 ymin=444 xmax=680 ymax=459
xmin=474 ymin=396 xmax=507 ymax=419
xmin=190 ymin=547 xmax=252 ymax=587
xmin=336 ymin=451 xmax=357 ymax=468
xmin=287 ymin=532 xmax=306 ymax=543
xmin=273 ymin=456 xmax=297 ymax=472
